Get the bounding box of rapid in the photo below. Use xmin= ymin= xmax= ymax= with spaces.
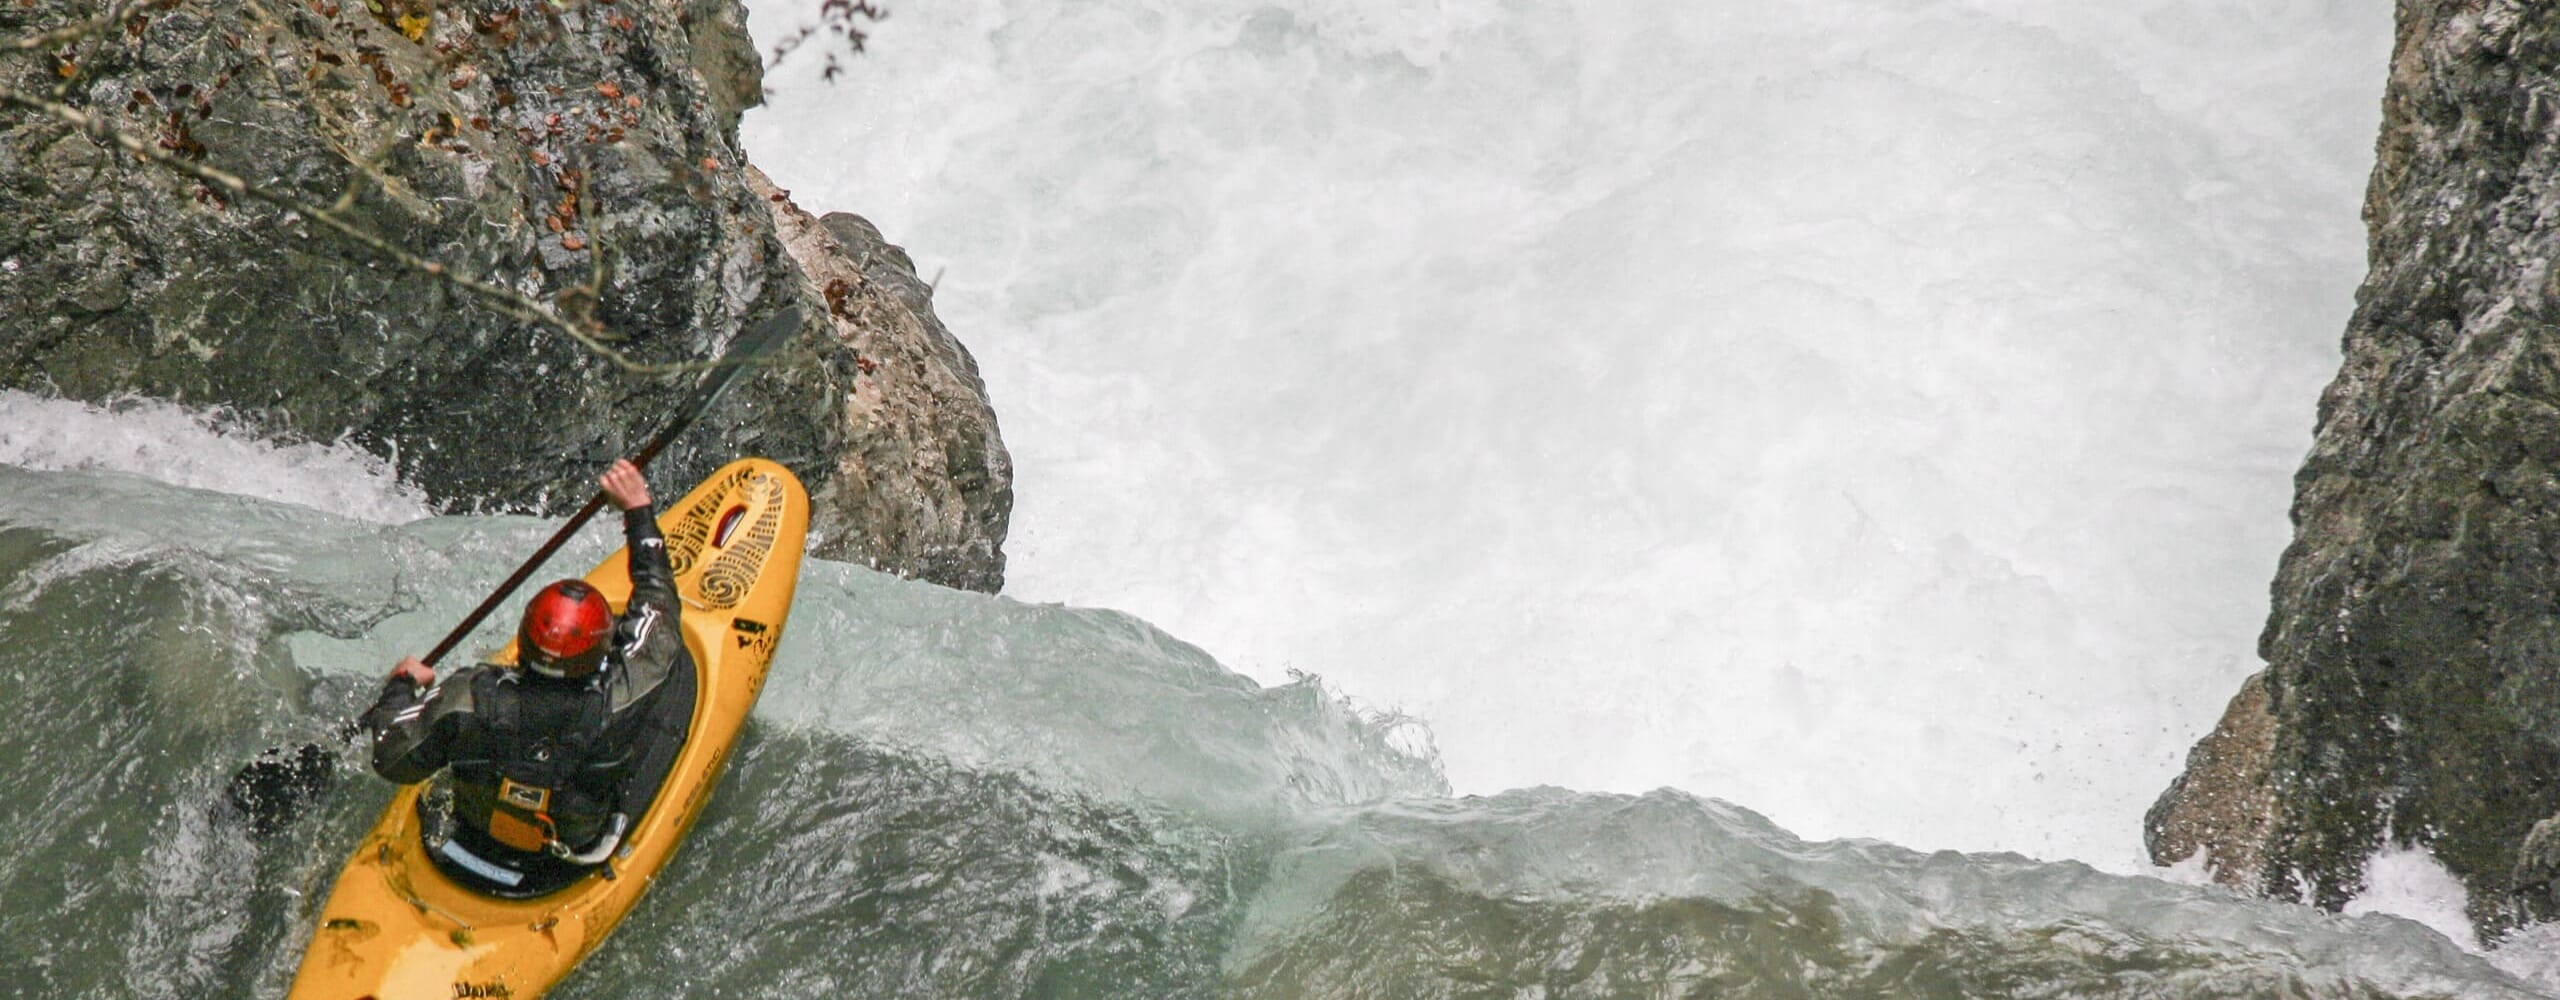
xmin=13 ymin=0 xmax=2560 ymax=995
xmin=735 ymin=0 xmax=2389 ymax=868
xmin=0 ymin=400 xmax=2551 ymax=996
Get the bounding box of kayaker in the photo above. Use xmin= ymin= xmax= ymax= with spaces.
xmin=359 ymin=458 xmax=695 ymax=893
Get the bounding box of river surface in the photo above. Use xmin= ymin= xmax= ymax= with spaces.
xmin=0 ymin=408 xmax=2553 ymax=996
xmin=738 ymin=0 xmax=2395 ymax=868
xmin=16 ymin=0 xmax=2560 ymax=994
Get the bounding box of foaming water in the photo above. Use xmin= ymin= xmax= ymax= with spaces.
xmin=0 ymin=390 xmax=430 ymax=523
xmin=754 ymin=560 xmax=1449 ymax=816
xmin=1232 ymin=789 xmax=2535 ymax=999
xmin=1 ymin=463 xmax=2552 ymax=997
xmin=736 ymin=0 xmax=2394 ymax=867
xmin=2346 ymin=848 xmax=2487 ymax=954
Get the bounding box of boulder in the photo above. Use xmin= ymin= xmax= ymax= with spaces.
xmin=0 ymin=0 xmax=1009 ymax=591
xmin=2149 ymin=0 xmax=2560 ymax=933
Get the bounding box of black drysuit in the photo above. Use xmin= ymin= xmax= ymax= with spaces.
xmin=361 ymin=505 xmax=692 ymax=874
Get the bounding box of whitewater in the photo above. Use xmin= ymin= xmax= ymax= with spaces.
xmin=739 ymin=0 xmax=2378 ymax=867
xmin=0 ymin=430 xmax=2548 ymax=996
xmin=17 ymin=0 xmax=2560 ymax=995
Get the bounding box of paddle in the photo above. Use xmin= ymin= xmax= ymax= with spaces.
xmin=420 ymin=306 xmax=804 ymax=669
xmin=226 ymin=307 xmax=805 ymax=836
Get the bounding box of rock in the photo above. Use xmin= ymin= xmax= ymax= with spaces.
xmin=0 ymin=0 xmax=1009 ymax=591
xmin=2513 ymin=815 xmax=2560 ymax=920
xmin=2151 ymin=0 xmax=2560 ymax=934
xmin=2144 ymin=672 xmax=2277 ymax=891
xmin=679 ymin=0 xmax=763 ymax=132
xmin=753 ymin=167 xmax=1011 ymax=592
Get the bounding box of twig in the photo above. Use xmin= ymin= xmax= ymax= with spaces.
xmin=0 ymin=81 xmax=712 ymax=372
xmin=32 ymin=0 xmax=141 ymax=105
xmin=233 ymin=0 xmax=432 ymax=221
xmin=766 ymin=0 xmax=884 ymax=84
xmin=4 ymin=11 xmax=120 ymax=52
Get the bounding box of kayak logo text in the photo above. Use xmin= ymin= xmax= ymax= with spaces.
xmin=732 ymin=617 xmax=776 ymax=656
xmin=454 ymin=980 xmax=513 ymax=999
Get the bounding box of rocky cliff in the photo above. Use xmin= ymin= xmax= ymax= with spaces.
xmin=0 ymin=0 xmax=1009 ymax=591
xmin=2149 ymin=0 xmax=2560 ymax=935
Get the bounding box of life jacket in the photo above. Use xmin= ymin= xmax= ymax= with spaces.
xmin=450 ymin=671 xmax=624 ymax=854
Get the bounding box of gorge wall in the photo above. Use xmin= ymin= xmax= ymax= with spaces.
xmin=0 ymin=0 xmax=1009 ymax=591
xmin=2150 ymin=0 xmax=2560 ymax=936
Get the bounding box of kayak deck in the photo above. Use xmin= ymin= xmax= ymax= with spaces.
xmin=288 ymin=458 xmax=807 ymax=1000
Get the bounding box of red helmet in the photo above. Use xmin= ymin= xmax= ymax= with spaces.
xmin=517 ymin=579 xmax=613 ymax=679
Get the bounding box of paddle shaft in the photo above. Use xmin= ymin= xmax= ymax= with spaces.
xmin=418 ymin=443 xmax=657 ymax=668
xmin=226 ymin=312 xmax=801 ymax=831
xmin=418 ymin=309 xmax=801 ymax=667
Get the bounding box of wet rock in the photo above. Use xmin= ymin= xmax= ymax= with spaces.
xmin=2144 ymin=672 xmax=2277 ymax=890
xmin=2151 ymin=0 xmax=2560 ymax=935
xmin=754 ymin=167 xmax=1010 ymax=592
xmin=0 ymin=0 xmax=1009 ymax=591
xmin=2512 ymin=816 xmax=2560 ymax=919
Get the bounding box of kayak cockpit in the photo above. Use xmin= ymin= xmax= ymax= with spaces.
xmin=417 ymin=644 xmax=701 ymax=901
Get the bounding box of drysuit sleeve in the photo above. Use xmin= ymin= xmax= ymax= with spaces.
xmin=624 ymin=503 xmax=678 ymax=616
xmin=608 ymin=504 xmax=686 ymax=708
xmin=360 ymin=667 xmax=480 ymax=784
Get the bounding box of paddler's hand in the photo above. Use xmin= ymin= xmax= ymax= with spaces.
xmin=390 ymin=656 xmax=435 ymax=688
xmin=600 ymin=458 xmax=651 ymax=511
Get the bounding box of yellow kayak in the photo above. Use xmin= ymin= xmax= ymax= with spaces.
xmin=287 ymin=457 xmax=808 ymax=1000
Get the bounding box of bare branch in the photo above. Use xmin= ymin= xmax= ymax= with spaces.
xmin=0 ymin=77 xmax=719 ymax=373
xmin=766 ymin=0 xmax=885 ymax=86
xmin=4 ymin=12 xmax=119 ymax=52
xmin=578 ymin=152 xmax=607 ymax=306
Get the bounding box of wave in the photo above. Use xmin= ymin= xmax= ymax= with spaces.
xmin=0 ymin=464 xmax=2546 ymax=997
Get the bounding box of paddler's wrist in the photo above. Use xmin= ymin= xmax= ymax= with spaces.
xmin=620 ymin=503 xmax=656 ymax=530
xmin=388 ymin=655 xmax=434 ymax=689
